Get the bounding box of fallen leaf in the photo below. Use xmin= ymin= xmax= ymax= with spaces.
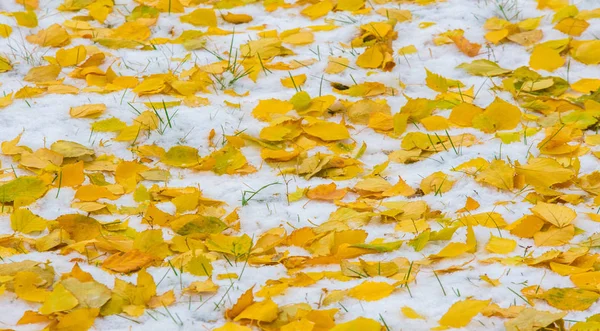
xmin=438 ymin=299 xmax=490 ymax=328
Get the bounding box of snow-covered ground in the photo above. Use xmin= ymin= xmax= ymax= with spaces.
xmin=1 ymin=0 xmax=600 ymax=330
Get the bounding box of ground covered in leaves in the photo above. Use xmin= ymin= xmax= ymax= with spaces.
xmin=0 ymin=0 xmax=600 ymax=330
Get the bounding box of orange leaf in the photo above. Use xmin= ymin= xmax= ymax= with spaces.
xmin=450 ymin=35 xmax=481 ymax=57
xmin=102 ymin=250 xmax=156 ymax=273
xmin=226 ymin=287 xmax=255 ymax=319
xmin=306 ymin=183 xmax=348 ymax=201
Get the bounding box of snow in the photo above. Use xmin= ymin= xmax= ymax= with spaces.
xmin=0 ymin=0 xmax=599 ymax=330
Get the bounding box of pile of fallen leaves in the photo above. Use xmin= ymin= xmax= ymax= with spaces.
xmin=1 ymin=0 xmax=600 ymax=330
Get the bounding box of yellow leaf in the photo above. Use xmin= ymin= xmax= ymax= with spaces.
xmin=570 ymin=271 xmax=600 ymax=290
xmin=0 ymin=55 xmax=11 ymax=72
xmin=376 ymin=8 xmax=412 ymax=22
xmin=303 ymin=121 xmax=349 ymax=141
xmin=322 ymin=289 xmax=347 ymax=306
xmin=457 ymin=196 xmax=480 ymax=212
xmin=330 ymin=317 xmax=382 ymax=331
xmin=281 ymin=74 xmax=307 ymax=88
xmin=209 ymin=144 xmax=252 ymax=175
xmin=367 ymin=111 xmax=393 ymax=132
xmin=457 ymin=59 xmax=511 ymax=76
xmin=88 ymin=0 xmax=113 ymax=22
xmin=56 ymin=45 xmax=87 ymax=67
xmin=421 ymin=116 xmax=448 ymax=131
xmin=485 ymin=29 xmax=509 ymax=44
xmin=433 ymin=242 xmax=470 ymax=259
xmin=281 ymin=318 xmax=315 ymax=331
xmin=54 ymin=308 xmax=99 ymax=331
xmin=507 ymin=30 xmax=543 ymax=46
xmin=355 ymin=176 xmax=392 ymax=193
xmin=13 ymin=11 xmax=37 ymax=28
xmin=214 ymin=323 xmax=252 ymax=331
xmin=550 ymin=262 xmax=590 ymax=276
xmin=147 ymin=290 xmax=176 ymax=309
xmin=533 ymin=225 xmax=574 ymax=246
xmin=39 ymin=283 xmax=79 ymax=315
xmin=0 ymin=24 xmax=13 ymax=38
xmin=122 ymin=305 xmax=145 ymax=317
xmin=473 ymin=97 xmax=521 ymax=133
xmin=348 ymin=281 xmax=395 ymax=301
xmin=449 ymin=103 xmax=484 ymax=127
xmin=185 ymin=279 xmax=219 ymax=294
xmin=185 ymin=255 xmax=213 ymax=276
xmin=51 ymin=140 xmax=94 ymax=158
xmin=457 ymin=212 xmax=507 ymax=228
xmin=91 ymin=117 xmax=126 ymax=132
xmin=180 ymin=8 xmax=217 ymax=26
xmin=515 ymin=157 xmax=573 ymax=188
xmin=24 ymin=65 xmax=61 ymax=82
xmin=70 ymin=104 xmax=106 ymax=118
xmin=252 ymin=99 xmax=293 ymax=121
xmin=531 ymin=202 xmax=576 ymax=228
xmin=226 ymin=287 xmax=254 ymax=319
xmin=0 ymin=176 xmax=47 ymax=203
xmin=571 ymin=78 xmax=600 ymax=93
xmin=287 ymin=186 xmax=307 ymax=202
xmin=61 ymin=278 xmax=111 ymax=308
xmin=356 ymin=46 xmax=383 ymax=69
xmin=282 ymin=31 xmax=314 ymax=45
xmin=14 ymin=271 xmax=49 ymax=303
xmin=432 ymin=225 xmax=476 ymax=258
xmin=151 ymin=0 xmax=182 ymax=13
xmin=240 ymin=38 xmax=291 ymax=59
xmin=396 ymin=218 xmax=429 ymax=233
xmin=26 ymin=24 xmax=70 ymax=47
xmin=401 ymin=306 xmax=425 ymax=319
xmin=325 ymin=56 xmax=350 ymax=74
xmin=438 ymin=299 xmax=491 ymax=328
xmin=11 ymin=208 xmax=46 ymax=234
xmin=349 ymin=99 xmax=391 ymax=124
xmin=222 ymin=12 xmax=253 ymax=24
xmin=62 ymin=263 xmax=93 ymax=283
xmin=480 ymin=274 xmax=501 ymax=286
xmin=133 ymin=77 xmax=166 ymax=95
xmin=420 ymin=171 xmax=455 ymax=195
xmin=541 ymin=288 xmax=599 ymax=311
xmin=398 ymin=45 xmax=417 ymax=56
xmin=554 ymin=17 xmax=589 ymax=36
xmin=161 ymin=146 xmax=199 ymax=167
xmin=0 ymin=92 xmax=13 ymax=108
xmin=301 ymin=0 xmax=334 ymax=20
xmin=337 ymin=0 xmax=365 ymax=11
xmin=507 ymin=215 xmax=545 ymax=238
xmin=504 ymin=308 xmax=566 ymax=331
xmin=475 ymin=159 xmax=515 ymax=191
xmin=112 ymin=21 xmax=151 ymax=41
xmin=207 ymin=234 xmax=252 ymax=257
xmin=530 ymin=45 xmax=564 ymax=71
xmin=58 ymin=160 xmax=84 ymax=187
xmin=573 ymin=40 xmax=600 ymax=65
xmin=74 ymin=185 xmax=119 ymax=201
xmin=485 ymin=235 xmax=516 ymax=254
xmin=518 ymin=17 xmax=543 ymax=30
xmin=425 ymin=69 xmax=450 ymax=93
xmin=234 ymin=299 xmax=278 ymax=322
